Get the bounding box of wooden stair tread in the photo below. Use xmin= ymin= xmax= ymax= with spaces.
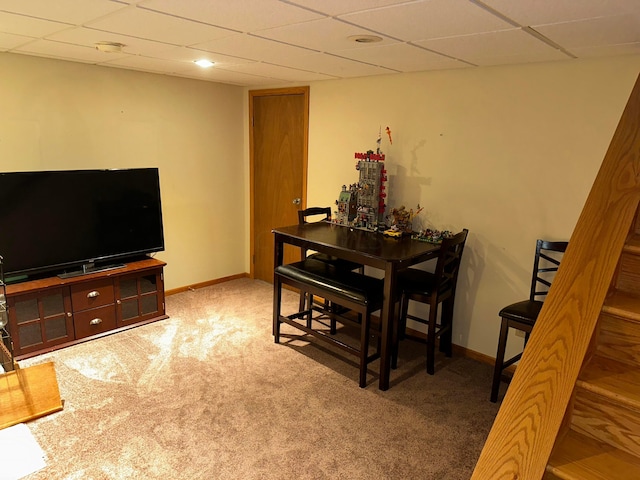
xmin=602 ymin=290 xmax=640 ymax=322
xmin=577 ymin=355 xmax=640 ymax=410
xmin=546 ymin=429 xmax=640 ymax=479
xmin=623 ymin=234 xmax=640 ymax=254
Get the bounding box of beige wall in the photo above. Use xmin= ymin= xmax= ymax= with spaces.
xmin=304 ymin=55 xmax=640 ymax=359
xmin=0 ymin=53 xmax=245 ymax=291
xmin=3 ymin=51 xmax=640 ymax=361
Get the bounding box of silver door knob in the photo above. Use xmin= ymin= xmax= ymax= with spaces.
xmin=292 ymin=198 xmax=301 ymax=205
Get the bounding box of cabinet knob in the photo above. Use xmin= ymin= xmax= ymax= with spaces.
xmin=90 ymin=318 xmax=102 ymax=325
xmin=67 ymin=312 xmax=72 ymax=317
xmin=87 ymin=291 xmax=100 ymax=298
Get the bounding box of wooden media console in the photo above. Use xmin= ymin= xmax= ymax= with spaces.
xmin=5 ymin=258 xmax=167 ymax=360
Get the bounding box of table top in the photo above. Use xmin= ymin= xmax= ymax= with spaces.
xmin=273 ymin=222 xmax=440 ymax=269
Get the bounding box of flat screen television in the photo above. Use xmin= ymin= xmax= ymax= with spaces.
xmin=0 ymin=168 xmax=164 ymax=282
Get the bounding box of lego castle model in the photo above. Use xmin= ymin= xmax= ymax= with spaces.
xmin=334 ymin=150 xmax=387 ymax=230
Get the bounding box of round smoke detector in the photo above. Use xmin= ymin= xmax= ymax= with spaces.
xmin=348 ymin=35 xmax=383 ymax=44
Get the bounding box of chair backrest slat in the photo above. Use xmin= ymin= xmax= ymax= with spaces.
xmin=298 ymin=207 xmax=333 ymax=261
xmin=298 ymin=207 xmax=331 ymax=225
xmin=433 ymin=229 xmax=469 ymax=293
xmin=529 ymin=239 xmax=569 ymax=301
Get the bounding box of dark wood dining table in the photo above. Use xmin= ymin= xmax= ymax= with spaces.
xmin=272 ymin=221 xmax=441 ymax=390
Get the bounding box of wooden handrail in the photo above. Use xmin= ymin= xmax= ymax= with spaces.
xmin=472 ymin=71 xmax=640 ymax=479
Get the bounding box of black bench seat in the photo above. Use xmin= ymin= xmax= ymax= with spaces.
xmin=275 ymin=259 xmax=383 ymax=306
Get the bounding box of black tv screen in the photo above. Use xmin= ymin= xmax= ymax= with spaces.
xmin=0 ymin=168 xmax=164 ymax=281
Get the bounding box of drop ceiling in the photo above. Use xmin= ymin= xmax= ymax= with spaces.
xmin=1 ymin=0 xmax=639 ymax=87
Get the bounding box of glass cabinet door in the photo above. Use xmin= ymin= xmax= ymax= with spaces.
xmin=8 ymin=288 xmax=74 ymax=356
xmin=0 ymin=271 xmax=13 ymax=372
xmin=117 ymin=271 xmax=163 ymax=326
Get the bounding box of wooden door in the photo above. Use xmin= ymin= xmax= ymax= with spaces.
xmin=250 ymin=87 xmax=309 ymax=282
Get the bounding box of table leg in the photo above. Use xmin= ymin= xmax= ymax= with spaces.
xmin=272 ymin=234 xmax=284 ymax=338
xmin=379 ymin=262 xmax=398 ymax=390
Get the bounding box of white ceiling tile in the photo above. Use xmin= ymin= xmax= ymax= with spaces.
xmin=175 ymin=67 xmax=277 ymax=86
xmin=192 ymin=33 xmax=316 ymax=63
xmin=0 ymin=0 xmax=126 ymax=25
xmin=467 ymin=48 xmax=569 ymax=67
xmin=100 ymin=54 xmax=191 ymax=73
xmin=535 ymin=13 xmax=640 ymax=49
xmin=476 ymin=50 xmax=570 ymax=67
xmin=152 ymin=45 xmax=254 ymax=67
xmin=0 ymin=0 xmax=637 ymax=86
xmin=0 ymin=31 xmax=34 ymax=50
xmin=0 ymin=11 xmax=71 ymax=37
xmin=274 ymin=52 xmax=395 ymax=77
xmin=281 ymin=0 xmax=415 ymax=16
xmin=47 ymin=26 xmax=176 ymax=56
xmin=255 ymin=17 xmax=395 ymax=52
xmin=479 ymin=0 xmax=640 ymax=26
xmin=334 ymin=42 xmax=464 ymax=71
xmin=416 ymin=29 xmax=569 ymax=64
xmin=339 ymin=0 xmax=513 ymax=42
xmin=570 ymin=42 xmax=640 ymax=59
xmin=14 ymin=38 xmax=126 ymax=63
xmin=85 ymin=6 xmax=235 ymax=46
xmin=217 ymin=61 xmax=336 ymax=82
xmin=138 ymin=0 xmax=324 ymax=32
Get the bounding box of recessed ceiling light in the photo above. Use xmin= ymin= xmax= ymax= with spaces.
xmin=95 ymin=42 xmax=125 ymax=53
xmin=194 ymin=59 xmax=215 ymax=68
xmin=348 ymin=35 xmax=383 ymax=44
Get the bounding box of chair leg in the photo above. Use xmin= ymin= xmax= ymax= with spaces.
xmin=359 ymin=311 xmax=371 ymax=388
xmin=274 ymin=276 xmax=283 ymax=343
xmin=491 ymin=317 xmax=510 ymax=402
xmin=440 ymin=297 xmax=454 ymax=357
xmin=299 ymin=291 xmax=306 ymax=312
xmin=299 ymin=292 xmax=314 ymax=328
xmin=329 ymin=302 xmax=338 ymax=334
xmin=397 ymin=293 xmax=409 ymax=342
xmin=390 ymin=297 xmax=399 ymax=370
xmin=426 ymin=299 xmax=438 ymax=375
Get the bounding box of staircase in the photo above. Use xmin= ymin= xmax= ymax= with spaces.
xmin=544 ymin=216 xmax=640 ymax=479
xmin=472 ymin=71 xmax=640 ymax=479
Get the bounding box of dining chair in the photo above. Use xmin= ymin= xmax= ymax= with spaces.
xmin=490 ymin=239 xmax=568 ymax=402
xmin=297 ymin=207 xmax=364 ymax=273
xmin=391 ymin=228 xmax=469 ymax=375
xmin=298 ymin=207 xmax=364 ymax=329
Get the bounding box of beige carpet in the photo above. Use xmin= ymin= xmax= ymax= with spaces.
xmin=20 ymin=278 xmax=500 ymax=479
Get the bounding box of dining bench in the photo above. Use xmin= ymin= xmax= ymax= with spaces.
xmin=273 ymin=258 xmax=384 ymax=387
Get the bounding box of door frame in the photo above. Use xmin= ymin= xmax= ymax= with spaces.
xmin=248 ymin=86 xmax=310 ymax=279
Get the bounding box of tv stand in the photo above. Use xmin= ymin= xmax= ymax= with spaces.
xmin=58 ymin=262 xmax=126 ymax=279
xmin=5 ymin=258 xmax=167 ymax=360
